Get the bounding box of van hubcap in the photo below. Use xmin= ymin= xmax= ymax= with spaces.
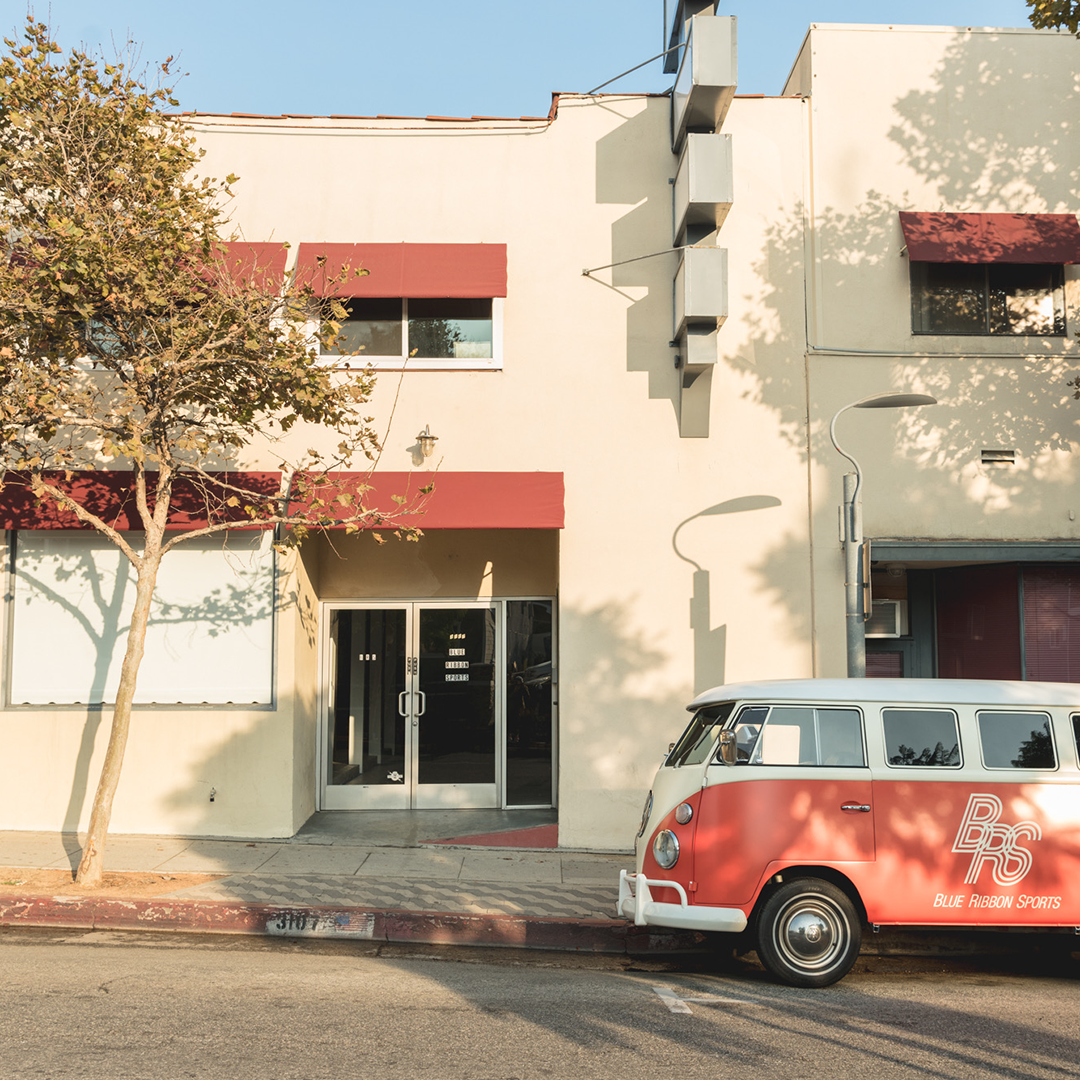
xmin=785 ymin=909 xmax=834 ymax=960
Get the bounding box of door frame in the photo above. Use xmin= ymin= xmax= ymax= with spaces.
xmin=315 ymin=597 xmax=558 ymax=812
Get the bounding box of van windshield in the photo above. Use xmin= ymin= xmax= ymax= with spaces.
xmin=666 ymin=703 xmax=735 ymax=767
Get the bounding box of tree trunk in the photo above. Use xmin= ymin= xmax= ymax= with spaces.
xmin=75 ymin=547 xmax=162 ymax=887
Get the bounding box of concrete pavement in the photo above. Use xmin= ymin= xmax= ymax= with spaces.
xmin=0 ymin=812 xmax=698 ymax=955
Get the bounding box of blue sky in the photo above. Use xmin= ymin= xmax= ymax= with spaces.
xmin=15 ymin=1 xmax=1036 ymax=117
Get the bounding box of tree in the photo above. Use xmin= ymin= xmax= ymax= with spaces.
xmin=0 ymin=22 xmax=425 ymax=886
xmin=1027 ymin=1 xmax=1080 ymax=34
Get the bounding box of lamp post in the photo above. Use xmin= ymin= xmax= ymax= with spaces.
xmin=829 ymin=392 xmax=937 ymax=678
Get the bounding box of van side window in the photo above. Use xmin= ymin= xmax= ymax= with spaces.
xmin=666 ymin=702 xmax=736 ymax=767
xmin=732 ymin=706 xmax=769 ymax=762
xmin=977 ymin=711 xmax=1056 ymax=770
xmin=1074 ymin=715 xmax=1080 ymax=766
xmin=882 ymin=708 xmax=961 ymax=767
xmin=738 ymin=706 xmax=865 ymax=766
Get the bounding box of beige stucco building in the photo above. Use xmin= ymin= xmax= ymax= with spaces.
xmin=2 ymin=5 xmax=1079 ymax=851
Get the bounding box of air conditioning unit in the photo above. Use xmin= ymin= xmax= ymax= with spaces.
xmin=865 ymin=599 xmax=902 ymax=638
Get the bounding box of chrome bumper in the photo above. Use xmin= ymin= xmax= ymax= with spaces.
xmin=618 ymin=870 xmax=748 ymax=934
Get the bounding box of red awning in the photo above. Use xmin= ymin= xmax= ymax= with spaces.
xmin=211 ymin=241 xmax=289 ymax=292
xmin=294 ymin=243 xmax=508 ymax=298
xmin=0 ymin=471 xmax=563 ymax=531
xmin=0 ymin=472 xmax=282 ymax=531
xmin=899 ymin=212 xmax=1080 ymax=264
xmin=346 ymin=472 xmax=563 ymax=529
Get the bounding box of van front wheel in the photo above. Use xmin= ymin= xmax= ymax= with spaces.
xmin=756 ymin=879 xmax=861 ymax=988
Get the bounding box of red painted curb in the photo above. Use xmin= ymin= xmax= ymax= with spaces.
xmin=0 ymin=894 xmax=707 ymax=955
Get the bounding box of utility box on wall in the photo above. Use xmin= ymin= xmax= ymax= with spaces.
xmin=673 ymin=246 xmax=728 ymax=338
xmin=671 ymin=15 xmax=738 ymax=152
xmin=673 ymin=132 xmax=733 ymax=245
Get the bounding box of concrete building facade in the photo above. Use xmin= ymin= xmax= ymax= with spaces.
xmin=2 ymin=5 xmax=1078 ymax=851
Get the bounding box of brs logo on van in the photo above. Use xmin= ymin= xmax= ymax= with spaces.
xmin=952 ymin=793 xmax=1041 ymax=887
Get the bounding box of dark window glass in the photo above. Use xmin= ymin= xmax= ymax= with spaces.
xmin=417 ymin=607 xmax=496 ymax=785
xmin=84 ymin=318 xmax=127 ymax=357
xmin=912 ymin=262 xmax=986 ymax=334
xmin=505 ymin=600 xmax=553 ymax=806
xmin=731 ymin=705 xmax=769 ymax=763
xmin=323 ymin=297 xmax=402 ymax=356
xmin=748 ymin=706 xmax=864 ymax=766
xmin=819 ymin=708 xmax=866 ymax=766
xmin=911 ymin=262 xmax=1064 ymax=336
xmin=408 ymin=298 xmax=492 ymax=359
xmin=1073 ymin=715 xmax=1080 ymax=766
xmin=883 ymin=708 xmax=961 ymax=767
xmin=978 ymin=711 xmax=1056 ymax=769
xmin=667 ymin=702 xmax=736 ymax=767
xmin=760 ymin=706 xmax=817 ymax=764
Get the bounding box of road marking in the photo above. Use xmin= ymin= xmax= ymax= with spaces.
xmin=653 ymin=985 xmax=692 ymax=1013
xmin=653 ymin=985 xmax=765 ymax=1014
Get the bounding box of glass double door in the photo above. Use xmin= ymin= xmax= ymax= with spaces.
xmin=323 ymin=603 xmax=500 ymax=809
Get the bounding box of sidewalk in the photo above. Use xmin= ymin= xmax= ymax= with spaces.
xmin=0 ymin=814 xmax=695 ymax=956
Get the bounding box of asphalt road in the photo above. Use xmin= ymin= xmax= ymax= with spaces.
xmin=2 ymin=928 xmax=1078 ymax=1079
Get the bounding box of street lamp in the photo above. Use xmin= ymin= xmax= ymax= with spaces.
xmin=829 ymin=392 xmax=937 ymax=678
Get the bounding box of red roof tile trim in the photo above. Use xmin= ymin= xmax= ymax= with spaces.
xmin=294 ymin=243 xmax=507 ymax=298
xmin=899 ymin=212 xmax=1080 ymax=264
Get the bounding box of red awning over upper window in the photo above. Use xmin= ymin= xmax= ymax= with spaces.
xmin=294 ymin=243 xmax=507 ymax=298
xmin=899 ymin=212 xmax=1080 ymax=264
xmin=211 ymin=241 xmax=289 ymax=292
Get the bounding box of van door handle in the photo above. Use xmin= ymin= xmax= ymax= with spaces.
xmin=841 ymin=803 xmax=871 ymax=813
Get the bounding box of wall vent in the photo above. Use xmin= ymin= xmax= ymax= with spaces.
xmin=981 ymin=448 xmax=1016 ymax=465
xmin=865 ymin=599 xmax=902 ymax=638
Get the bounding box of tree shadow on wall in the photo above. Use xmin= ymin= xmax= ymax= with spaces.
xmin=10 ymin=532 xmax=277 ymax=839
xmin=888 ymin=31 xmax=1079 ymax=213
xmin=156 ymin=596 xmax=691 ymax=849
xmin=740 ymin=192 xmax=1077 ymax=505
xmin=720 ymin=29 xmax=1080 ymax=652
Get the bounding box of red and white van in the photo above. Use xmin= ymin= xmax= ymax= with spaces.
xmin=618 ymin=678 xmax=1080 ymax=986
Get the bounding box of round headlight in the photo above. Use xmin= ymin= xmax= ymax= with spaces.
xmin=637 ymin=790 xmax=654 ymax=838
xmin=674 ymin=802 xmax=693 ymax=825
xmin=652 ymin=829 xmax=680 ymax=870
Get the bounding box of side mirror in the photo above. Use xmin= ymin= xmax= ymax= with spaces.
xmin=717 ymin=730 xmax=737 ymax=766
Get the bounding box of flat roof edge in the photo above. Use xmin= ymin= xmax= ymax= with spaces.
xmin=804 ymin=22 xmax=1069 ymax=34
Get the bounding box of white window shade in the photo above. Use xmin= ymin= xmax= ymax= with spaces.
xmin=10 ymin=531 xmax=274 ymax=705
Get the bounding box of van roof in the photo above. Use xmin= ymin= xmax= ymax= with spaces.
xmin=688 ymin=678 xmax=1080 ymax=711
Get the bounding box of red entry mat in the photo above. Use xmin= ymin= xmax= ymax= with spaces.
xmin=425 ymin=823 xmax=558 ymax=848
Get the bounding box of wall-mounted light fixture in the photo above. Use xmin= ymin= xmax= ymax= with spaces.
xmin=416 ymin=425 xmax=439 ymax=459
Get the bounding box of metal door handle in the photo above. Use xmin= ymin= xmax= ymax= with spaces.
xmin=397 ymin=691 xmax=408 ymax=716
xmin=416 ymin=690 xmax=426 ymax=716
xmin=840 ymin=803 xmax=871 ymax=813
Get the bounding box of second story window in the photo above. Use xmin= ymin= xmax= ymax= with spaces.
xmin=899 ymin=211 xmax=1080 ymax=339
xmin=326 ymin=297 xmax=495 ymax=362
xmin=296 ymin=242 xmax=506 ymax=371
xmin=911 ymin=262 xmax=1065 ymax=336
